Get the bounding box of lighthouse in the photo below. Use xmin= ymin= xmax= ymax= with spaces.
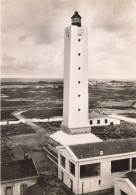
xmin=62 ymin=11 xmax=91 ymax=134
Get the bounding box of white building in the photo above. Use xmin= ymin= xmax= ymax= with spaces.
xmin=1 ymin=158 xmax=38 ymax=195
xmin=57 ymin=138 xmax=136 ymax=195
xmin=46 ymin=11 xmax=133 ymax=195
xmin=89 ymin=111 xmax=120 ymax=127
xmin=114 ymin=171 xmax=136 ymax=195
xmin=62 ymin=11 xmax=90 ymax=134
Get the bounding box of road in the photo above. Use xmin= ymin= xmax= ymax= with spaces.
xmin=12 ymin=110 xmax=47 ymax=132
xmin=109 ymin=114 xmax=136 ymax=124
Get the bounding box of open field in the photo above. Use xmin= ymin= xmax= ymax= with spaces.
xmin=91 ymin=121 xmax=136 ymax=140
xmin=1 ymin=80 xmax=136 ymax=121
xmin=1 ymin=109 xmax=18 ymax=121
xmin=2 ymin=127 xmax=49 ymax=171
xmin=1 ymin=80 xmax=136 ymax=183
xmin=1 ymin=123 xmax=36 ymax=137
xmin=35 ymin=121 xmax=62 ymax=133
xmin=23 ymin=108 xmax=62 ymax=119
xmin=2 ymin=120 xmax=136 ymax=171
xmin=1 ymin=81 xmax=63 ymax=121
xmin=122 ymin=113 xmax=136 ymax=118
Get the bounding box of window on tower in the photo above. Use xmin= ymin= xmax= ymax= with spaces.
xmin=78 ymin=94 xmax=80 ymax=97
xmin=78 ymin=53 xmax=81 ymax=56
xmin=78 ymin=39 xmax=81 ymax=42
xmin=78 ymin=67 xmax=81 ymax=70
xmin=78 ymin=81 xmax=80 ymax=84
xmin=78 ymin=109 xmax=80 ymax=111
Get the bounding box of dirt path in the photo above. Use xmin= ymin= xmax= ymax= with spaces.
xmin=109 ymin=114 xmax=136 ymax=123
xmin=4 ymin=110 xmax=51 ymax=171
xmin=6 ymin=130 xmax=50 ymax=172
xmin=12 ymin=110 xmax=47 ymax=132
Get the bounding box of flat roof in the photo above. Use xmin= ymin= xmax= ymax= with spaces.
xmin=50 ymin=131 xmax=102 ymax=146
xmin=69 ymin=138 xmax=136 ymax=159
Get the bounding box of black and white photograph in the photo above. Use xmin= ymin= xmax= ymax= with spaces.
xmin=1 ymin=0 xmax=136 ymax=195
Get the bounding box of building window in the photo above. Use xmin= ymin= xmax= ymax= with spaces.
xmin=99 ymin=180 xmax=101 ymax=185
xmin=78 ymin=94 xmax=80 ymax=97
xmin=70 ymin=179 xmax=73 ymax=192
xmin=69 ymin=161 xmax=75 ymax=176
xmin=5 ymin=186 xmax=13 ymax=195
xmin=97 ymin=120 xmax=100 ymax=124
xmin=80 ymin=163 xmax=100 ymax=178
xmin=20 ymin=184 xmax=27 ymax=195
xmin=78 ymin=81 xmax=80 ymax=84
xmin=61 ymin=171 xmax=64 ymax=182
xmin=60 ymin=155 xmax=65 ymax=168
xmin=111 ymin=159 xmax=129 ymax=173
xmin=105 ymin=119 xmax=108 ymax=123
xmin=90 ymin=120 xmax=93 ymax=125
xmin=78 ymin=39 xmax=81 ymax=42
xmin=78 ymin=67 xmax=81 ymax=70
xmin=78 ymin=53 xmax=81 ymax=56
xmin=78 ymin=109 xmax=80 ymax=111
xmin=132 ymin=158 xmax=136 ymax=170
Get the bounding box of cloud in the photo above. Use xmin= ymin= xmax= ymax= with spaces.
xmin=1 ymin=0 xmax=136 ymax=79
xmin=2 ymin=56 xmax=16 ymax=63
xmin=18 ymin=35 xmax=27 ymax=42
xmin=91 ymin=0 xmax=136 ymax=32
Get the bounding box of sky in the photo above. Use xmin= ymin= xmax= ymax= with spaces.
xmin=1 ymin=0 xmax=136 ymax=80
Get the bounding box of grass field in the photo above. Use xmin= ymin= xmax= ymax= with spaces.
xmin=91 ymin=121 xmax=136 ymax=140
xmin=1 ymin=80 xmax=136 ymax=195
xmin=122 ymin=113 xmax=136 ymax=118
xmin=23 ymin=108 xmax=63 ymax=119
xmin=35 ymin=121 xmax=62 ymax=133
xmin=1 ymin=110 xmax=18 ymax=121
xmin=1 ymin=123 xmax=36 ymax=137
xmin=1 ymin=80 xmax=136 ymax=120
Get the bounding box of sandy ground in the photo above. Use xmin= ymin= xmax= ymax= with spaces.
xmin=2 ymin=107 xmax=59 ymax=172
xmin=6 ymin=124 xmax=53 ymax=172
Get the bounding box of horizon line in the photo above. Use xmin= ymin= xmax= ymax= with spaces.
xmin=1 ymin=77 xmax=136 ymax=81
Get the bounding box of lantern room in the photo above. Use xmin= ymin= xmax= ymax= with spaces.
xmin=71 ymin=11 xmax=82 ymax=27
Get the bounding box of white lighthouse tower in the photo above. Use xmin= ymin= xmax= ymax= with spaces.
xmin=62 ymin=11 xmax=91 ymax=134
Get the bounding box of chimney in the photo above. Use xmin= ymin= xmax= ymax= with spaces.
xmin=24 ymin=153 xmax=29 ymax=160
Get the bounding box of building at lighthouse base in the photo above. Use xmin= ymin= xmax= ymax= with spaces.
xmin=57 ymin=138 xmax=136 ymax=195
